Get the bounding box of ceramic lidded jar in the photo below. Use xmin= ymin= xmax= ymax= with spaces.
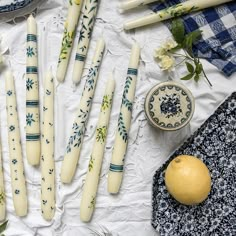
xmin=145 ymin=81 xmax=195 ymax=131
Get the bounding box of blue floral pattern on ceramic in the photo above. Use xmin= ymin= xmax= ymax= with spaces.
xmin=0 ymin=0 xmax=34 ymax=13
xmin=152 ymin=92 xmax=236 ymax=236
xmin=145 ymin=82 xmax=194 ymax=131
xmin=159 ymin=93 xmax=182 ymax=118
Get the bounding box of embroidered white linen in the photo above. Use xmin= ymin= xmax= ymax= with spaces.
xmin=0 ymin=0 xmax=235 ymax=235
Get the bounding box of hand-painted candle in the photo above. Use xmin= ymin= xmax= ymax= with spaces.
xmin=0 ymin=142 xmax=6 ymax=221
xmin=5 ymin=71 xmax=28 ymax=217
xmin=108 ymin=43 xmax=140 ymax=194
xmin=80 ymin=75 xmax=115 ymax=222
xmin=41 ymin=71 xmax=55 ymax=221
xmin=56 ymin=0 xmax=84 ymax=83
xmin=124 ymin=0 xmax=233 ymax=30
xmin=120 ymin=0 xmax=159 ymax=11
xmin=72 ymin=0 xmax=99 ymax=84
xmin=61 ymin=38 xmax=105 ymax=184
xmin=26 ymin=14 xmax=40 ymax=166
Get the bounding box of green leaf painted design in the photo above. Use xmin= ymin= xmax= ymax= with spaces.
xmin=26 ymin=113 xmax=35 ymax=126
xmin=160 ymin=4 xmax=199 ymax=18
xmin=88 ymin=155 xmax=95 ymax=172
xmin=0 ymin=221 xmax=8 ymax=234
xmin=88 ymin=196 xmax=95 ymax=209
xmin=0 ymin=190 xmax=5 ymax=205
xmin=96 ymin=126 xmax=107 ymax=143
xmin=58 ymin=27 xmax=74 ymax=64
xmin=118 ymin=112 xmax=128 ymax=142
xmin=101 ymin=95 xmax=112 ymax=111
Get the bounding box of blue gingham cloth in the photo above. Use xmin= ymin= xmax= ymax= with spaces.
xmin=150 ymin=1 xmax=236 ymax=77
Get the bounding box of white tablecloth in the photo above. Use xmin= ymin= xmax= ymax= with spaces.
xmin=0 ymin=0 xmax=235 ymax=235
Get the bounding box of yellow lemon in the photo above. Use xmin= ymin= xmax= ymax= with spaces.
xmin=165 ymin=155 xmax=211 ymax=205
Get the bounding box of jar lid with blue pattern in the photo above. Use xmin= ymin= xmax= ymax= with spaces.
xmin=145 ymin=81 xmax=195 ymax=131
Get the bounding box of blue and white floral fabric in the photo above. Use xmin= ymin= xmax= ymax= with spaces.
xmin=152 ymin=92 xmax=236 ymax=235
xmin=150 ymin=0 xmax=236 ymax=77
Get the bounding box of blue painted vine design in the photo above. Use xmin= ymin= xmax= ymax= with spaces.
xmin=85 ymin=52 xmax=103 ymax=92
xmin=118 ymin=112 xmax=128 ymax=142
xmin=78 ymin=0 xmax=98 ymax=44
xmin=122 ymin=76 xmax=133 ymax=111
xmin=66 ymin=116 xmax=87 ymax=153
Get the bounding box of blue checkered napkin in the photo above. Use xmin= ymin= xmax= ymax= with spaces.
xmin=150 ymin=1 xmax=236 ymax=77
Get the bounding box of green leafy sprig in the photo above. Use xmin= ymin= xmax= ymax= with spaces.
xmin=0 ymin=220 xmax=8 ymax=236
xmin=170 ymin=19 xmax=212 ymax=87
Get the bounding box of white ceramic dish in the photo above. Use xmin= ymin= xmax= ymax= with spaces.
xmin=0 ymin=0 xmax=43 ymax=22
xmin=145 ymin=81 xmax=195 ymax=131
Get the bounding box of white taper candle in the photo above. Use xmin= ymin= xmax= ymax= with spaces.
xmin=108 ymin=43 xmax=140 ymax=194
xmin=80 ymin=75 xmax=115 ymax=222
xmin=61 ymin=38 xmax=105 ymax=184
xmin=5 ymin=71 xmax=28 ymax=217
xmin=56 ymin=0 xmax=84 ymax=83
xmin=124 ymin=0 xmax=233 ymax=30
xmin=0 ymin=142 xmax=6 ymax=221
xmin=26 ymin=14 xmax=40 ymax=166
xmin=41 ymin=71 xmax=55 ymax=221
xmin=120 ymin=0 xmax=159 ymax=11
xmin=72 ymin=0 xmax=99 ymax=84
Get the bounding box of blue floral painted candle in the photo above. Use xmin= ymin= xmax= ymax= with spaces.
xmin=5 ymin=71 xmax=28 ymax=217
xmin=41 ymin=71 xmax=55 ymax=221
xmin=26 ymin=14 xmax=40 ymax=166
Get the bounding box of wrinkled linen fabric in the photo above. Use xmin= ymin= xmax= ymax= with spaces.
xmin=0 ymin=0 xmax=235 ymax=235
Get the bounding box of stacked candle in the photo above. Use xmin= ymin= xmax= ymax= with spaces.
xmin=108 ymin=43 xmax=140 ymax=194
xmin=124 ymin=0 xmax=233 ymax=30
xmin=5 ymin=71 xmax=28 ymax=217
xmin=120 ymin=0 xmax=159 ymax=11
xmin=80 ymin=74 xmax=115 ymax=222
xmin=61 ymin=38 xmax=105 ymax=183
xmin=26 ymin=15 xmax=40 ymax=166
xmin=41 ymin=71 xmax=55 ymax=221
xmin=57 ymin=0 xmax=84 ymax=82
xmin=72 ymin=0 xmax=99 ymax=84
xmin=0 ymin=142 xmax=5 ymax=221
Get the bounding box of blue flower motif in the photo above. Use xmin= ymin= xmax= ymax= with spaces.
xmin=26 ymin=78 xmax=34 ymax=91
xmin=26 ymin=46 xmax=35 ymax=57
xmin=15 ymin=189 xmax=20 ymax=194
xmin=9 ymin=125 xmax=15 ymax=132
xmin=26 ymin=113 xmax=35 ymax=126
xmin=7 ymin=90 xmax=12 ymax=96
xmin=12 ymin=159 xmax=17 ymax=164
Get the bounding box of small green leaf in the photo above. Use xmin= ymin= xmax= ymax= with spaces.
xmin=183 ymin=36 xmax=193 ymax=57
xmin=0 ymin=221 xmax=8 ymax=234
xmin=181 ymin=73 xmax=194 ymax=81
xmin=186 ymin=62 xmax=194 ymax=73
xmin=171 ymin=19 xmax=185 ymax=44
xmin=195 ymin=62 xmax=203 ymax=75
xmin=187 ymin=30 xmax=202 ymax=44
xmin=194 ymin=74 xmax=200 ymax=82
